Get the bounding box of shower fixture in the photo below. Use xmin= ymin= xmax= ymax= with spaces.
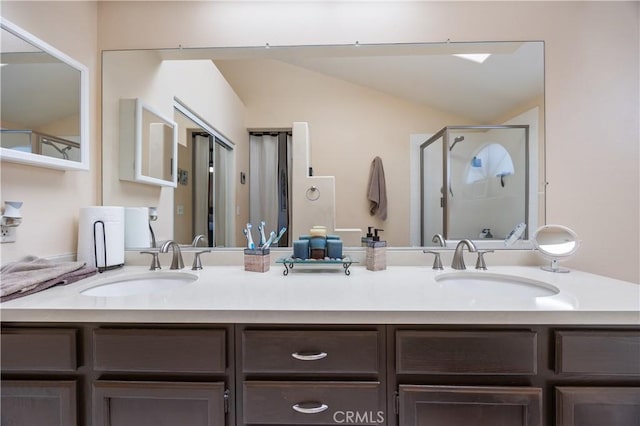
xmin=449 ymin=136 xmax=465 ymax=151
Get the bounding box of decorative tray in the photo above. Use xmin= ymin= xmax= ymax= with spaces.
xmin=275 ymin=256 xmax=356 ymax=276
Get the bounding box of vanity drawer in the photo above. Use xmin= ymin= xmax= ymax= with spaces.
xmin=242 ymin=330 xmax=379 ymax=374
xmin=1 ymin=328 xmax=78 ymax=372
xmin=93 ymin=328 xmax=226 ymax=373
xmin=396 ymin=330 xmax=537 ymax=375
xmin=243 ymin=381 xmax=384 ymax=424
xmin=555 ymin=330 xmax=640 ymax=375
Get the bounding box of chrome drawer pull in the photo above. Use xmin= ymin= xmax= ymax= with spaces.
xmin=292 ymin=402 xmax=329 ymax=414
xmin=291 ymin=351 xmax=328 ymax=361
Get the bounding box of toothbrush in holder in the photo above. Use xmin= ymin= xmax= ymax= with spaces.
xmin=246 ymin=223 xmax=255 ymax=249
xmin=262 ymin=231 xmax=276 ymax=250
xmin=258 ymin=221 xmax=267 ymax=246
xmin=272 ymin=227 xmax=287 ymax=245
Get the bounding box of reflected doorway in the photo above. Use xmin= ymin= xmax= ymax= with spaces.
xmin=173 ymin=101 xmax=234 ymax=247
xmin=192 ymin=132 xmax=229 ymax=247
xmin=249 ymin=131 xmax=291 ymax=247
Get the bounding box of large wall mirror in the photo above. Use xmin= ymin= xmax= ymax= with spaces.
xmin=102 ymin=41 xmax=544 ymax=248
xmin=0 ymin=17 xmax=89 ymax=171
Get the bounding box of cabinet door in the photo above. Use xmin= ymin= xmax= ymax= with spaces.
xmin=93 ymin=381 xmax=226 ymax=426
xmin=556 ymin=387 xmax=640 ymax=426
xmin=1 ymin=380 xmax=77 ymax=426
xmin=399 ymin=385 xmax=541 ymax=426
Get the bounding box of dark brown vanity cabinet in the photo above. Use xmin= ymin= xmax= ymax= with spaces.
xmin=555 ymin=387 xmax=640 ymax=426
xmin=395 ymin=330 xmax=538 ymax=375
xmin=554 ymin=330 xmax=640 ymax=426
xmin=554 ymin=330 xmax=640 ymax=376
xmin=1 ymin=380 xmax=77 ymax=426
xmin=237 ymin=326 xmax=386 ymax=425
xmin=91 ymin=327 xmax=233 ymax=426
xmin=93 ymin=380 xmax=227 ymax=426
xmin=3 ymin=324 xmax=639 ymax=425
xmin=393 ymin=329 xmax=543 ymax=426
xmin=1 ymin=328 xmax=79 ymax=426
xmin=399 ymin=385 xmax=542 ymax=425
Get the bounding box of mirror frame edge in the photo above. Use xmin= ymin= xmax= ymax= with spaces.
xmin=0 ymin=16 xmax=90 ymax=172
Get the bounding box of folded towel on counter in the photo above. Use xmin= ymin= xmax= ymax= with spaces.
xmin=367 ymin=156 xmax=388 ymax=220
xmin=1 ymin=256 xmax=98 ymax=302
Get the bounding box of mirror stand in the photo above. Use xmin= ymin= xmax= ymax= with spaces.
xmin=533 ymin=224 xmax=580 ymax=273
xmin=541 ymin=258 xmax=570 ymax=273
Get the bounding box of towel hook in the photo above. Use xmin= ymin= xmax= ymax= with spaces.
xmin=305 ymin=186 xmax=320 ymax=201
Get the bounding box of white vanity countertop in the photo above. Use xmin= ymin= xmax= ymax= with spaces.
xmin=1 ymin=265 xmax=638 ymax=325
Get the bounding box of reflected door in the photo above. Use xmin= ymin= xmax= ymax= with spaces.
xmin=420 ymin=133 xmax=444 ymax=246
xmin=249 ymin=132 xmax=291 ymax=247
xmin=193 ymin=133 xmax=211 ymax=245
xmin=192 ymin=133 xmax=229 ymax=247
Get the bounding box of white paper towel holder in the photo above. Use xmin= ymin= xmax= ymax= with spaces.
xmin=93 ymin=220 xmax=124 ymax=272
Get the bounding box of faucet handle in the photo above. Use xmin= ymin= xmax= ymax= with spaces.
xmin=424 ymin=250 xmax=444 ymax=270
xmin=192 ymin=250 xmax=212 ymax=270
xmin=475 ymin=250 xmax=494 ymax=270
xmin=140 ymin=251 xmax=161 ymax=271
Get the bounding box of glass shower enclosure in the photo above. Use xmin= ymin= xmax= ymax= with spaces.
xmin=420 ymin=125 xmax=531 ymax=245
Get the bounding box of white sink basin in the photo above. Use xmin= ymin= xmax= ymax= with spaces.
xmin=435 ymin=271 xmax=559 ymax=300
xmin=81 ymin=272 xmax=197 ymax=297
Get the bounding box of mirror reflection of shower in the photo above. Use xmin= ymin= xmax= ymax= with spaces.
xmin=449 ymin=135 xmax=465 ymax=151
xmin=419 ymin=125 xmax=532 ymax=244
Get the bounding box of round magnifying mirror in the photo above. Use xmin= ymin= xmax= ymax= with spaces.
xmin=533 ymin=225 xmax=580 ymax=273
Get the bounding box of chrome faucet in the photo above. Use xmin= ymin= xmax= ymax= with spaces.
xmin=192 ymin=234 xmax=207 ymax=247
xmin=148 ymin=223 xmax=157 ymax=248
xmin=451 ymin=239 xmax=477 ymax=270
xmin=432 ymin=233 xmax=446 ymax=247
xmin=160 ymin=240 xmax=184 ymax=270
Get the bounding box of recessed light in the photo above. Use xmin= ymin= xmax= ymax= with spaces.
xmin=453 ymin=53 xmax=491 ymax=64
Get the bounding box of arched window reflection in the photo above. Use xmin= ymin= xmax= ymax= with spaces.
xmin=466 ymin=143 xmax=515 ymax=185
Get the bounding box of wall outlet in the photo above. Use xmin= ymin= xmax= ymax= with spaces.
xmin=0 ymin=225 xmax=16 ymax=243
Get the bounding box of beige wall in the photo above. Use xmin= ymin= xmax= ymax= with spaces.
xmin=0 ymin=1 xmax=99 ymax=262
xmin=1 ymin=2 xmax=637 ymax=283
